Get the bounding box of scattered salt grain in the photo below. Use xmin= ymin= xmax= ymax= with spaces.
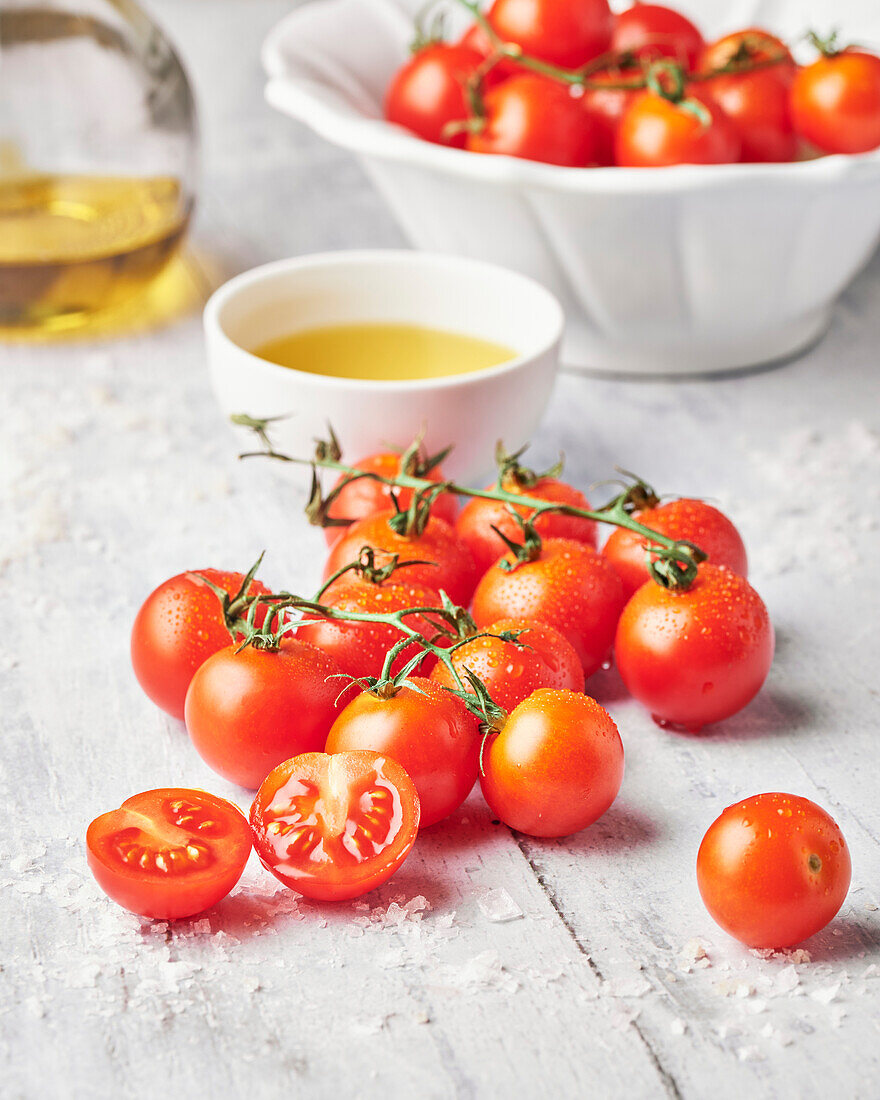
xmin=810 ymin=984 xmax=840 ymax=1005
xmin=670 ymin=1018 xmax=687 ymax=1036
xmin=737 ymin=1046 xmax=765 ymax=1063
xmin=191 ymin=919 xmax=212 ymax=934
xmin=476 ymin=887 xmax=523 ymax=923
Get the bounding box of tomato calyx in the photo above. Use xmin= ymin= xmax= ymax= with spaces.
xmin=494 ymin=440 xmax=564 ymax=490
xmin=645 ymin=60 xmax=711 ymax=127
xmin=805 ymin=28 xmax=848 ymax=59
xmin=314 ymin=545 xmax=438 ymax=601
xmin=410 ymin=6 xmax=448 ymax=53
xmin=186 ymin=551 xmax=270 ymax=641
xmin=398 ymin=433 xmax=455 ymax=481
xmin=491 ymin=513 xmax=544 ymax=571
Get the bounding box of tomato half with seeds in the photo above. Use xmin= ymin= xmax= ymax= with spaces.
xmin=612 ymin=4 xmax=704 ymax=70
xmin=697 ymin=793 xmax=851 ymax=948
xmin=131 ymin=569 xmax=270 ymax=719
xmin=325 ymin=678 xmax=480 ymax=827
xmin=481 ymin=689 xmax=624 ymax=837
xmin=87 ymin=788 xmax=252 ymax=919
xmin=791 ymin=49 xmax=880 ymax=155
xmin=615 ymin=563 xmax=774 ymax=730
xmin=250 ymin=750 xmax=420 ymax=900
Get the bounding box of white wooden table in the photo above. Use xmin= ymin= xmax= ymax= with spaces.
xmin=2 ymin=2 xmax=879 ymax=1096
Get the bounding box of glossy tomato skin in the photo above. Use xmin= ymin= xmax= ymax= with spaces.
xmin=184 ymin=639 xmax=342 ymax=789
xmin=250 ymin=750 xmax=419 ymax=901
xmin=791 ymin=51 xmax=880 ymax=155
xmin=700 ymin=28 xmax=795 ymax=81
xmin=131 ymin=569 xmax=270 ymax=719
xmin=615 ymin=563 xmax=774 ymax=730
xmin=323 ymin=511 xmax=479 ymax=608
xmin=602 ymin=498 xmax=748 ymax=601
xmin=697 ymin=793 xmax=851 ymax=948
xmin=616 ymin=89 xmax=741 ymax=166
xmin=385 ymin=44 xmax=488 ymax=147
xmin=456 ymin=477 xmax=597 ymax=577
xmin=468 ymin=75 xmax=600 ymax=167
xmin=481 ymin=689 xmax=624 ymax=837
xmin=612 ymin=4 xmax=704 ymax=70
xmin=703 ymin=67 xmax=797 ymax=162
xmin=324 ymin=451 xmax=457 ymax=546
xmin=459 ymin=21 xmax=523 ymax=82
xmin=487 ymin=0 xmax=613 ymax=70
xmin=581 ymin=65 xmax=646 ymax=165
xmin=430 ymin=617 xmax=583 ymax=712
xmin=87 ymin=788 xmax=252 ymax=919
xmin=472 ymin=538 xmax=627 ymax=677
xmin=325 ymin=678 xmax=480 ymax=827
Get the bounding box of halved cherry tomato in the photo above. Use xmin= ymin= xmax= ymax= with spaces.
xmin=615 ymin=563 xmax=774 ymax=730
xmin=430 ymin=617 xmax=583 ymax=711
xmin=486 ymin=0 xmax=613 ymax=70
xmin=250 ymin=750 xmax=420 ymax=900
xmin=697 ymin=792 xmax=851 ymax=948
xmin=87 ymin=788 xmax=252 ymax=919
xmin=131 ymin=569 xmax=270 ymax=719
xmin=481 ymin=689 xmax=624 ymax=837
xmin=323 ymin=511 xmax=479 ymax=608
xmin=184 ymin=638 xmax=342 ymax=788
xmin=616 ymin=84 xmax=741 ymax=166
xmin=385 ymin=44 xmax=489 ymax=148
xmin=602 ymin=498 xmax=748 ymax=601
xmin=612 ymin=4 xmax=704 ymax=71
xmin=791 ymin=49 xmax=880 ymax=155
xmin=472 ymin=538 xmax=626 ymax=677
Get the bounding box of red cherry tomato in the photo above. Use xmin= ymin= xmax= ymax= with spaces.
xmin=87 ymin=788 xmax=252 ymax=919
xmin=697 ymin=793 xmax=851 ymax=948
xmin=700 ymin=28 xmax=795 ymax=82
xmin=250 ymin=750 xmax=420 ymax=900
xmin=472 ymin=538 xmax=626 ymax=677
xmin=430 ymin=617 xmax=583 ymax=712
xmin=456 ymin=477 xmax=597 ymax=577
xmin=487 ymin=0 xmax=613 ymax=70
xmin=602 ymin=498 xmax=748 ymax=601
xmin=468 ymin=75 xmax=600 ymax=167
xmin=702 ymin=68 xmax=796 ymax=162
xmin=323 ymin=511 xmax=479 ymax=608
xmin=325 ymin=678 xmax=480 ymax=827
xmin=612 ymin=4 xmax=704 ymax=70
xmin=617 ymin=85 xmax=741 ymax=166
xmin=459 ymin=22 xmax=523 ymax=83
xmin=615 ymin=563 xmax=774 ymax=730
xmin=791 ymin=49 xmax=880 ymax=155
xmin=324 ymin=451 xmax=457 ymax=546
xmin=385 ymin=44 xmax=488 ymax=148
xmin=581 ymin=62 xmax=646 ymax=165
xmin=481 ymin=689 xmax=624 ymax=837
xmin=184 ymin=638 xmax=342 ymax=789
xmin=131 ymin=569 xmax=270 ymax=719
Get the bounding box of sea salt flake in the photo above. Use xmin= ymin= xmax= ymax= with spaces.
xmin=735 ymin=983 xmax=755 ymax=998
xmin=476 ymin=887 xmax=523 ymax=923
xmin=191 ymin=918 xmax=212 ymax=934
xmin=830 ymin=1006 xmax=847 ymax=1028
xmin=670 ymin=1018 xmax=687 ymax=1036
xmin=775 ymin=966 xmax=800 ymax=995
xmin=737 ymin=1046 xmax=765 ymax=1063
xmin=611 ymin=976 xmax=652 ymax=998
xmin=810 ymin=984 xmax=840 ymax=1005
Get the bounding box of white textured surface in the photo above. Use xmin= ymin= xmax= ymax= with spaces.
xmin=2 ymin=2 xmax=880 ymax=1097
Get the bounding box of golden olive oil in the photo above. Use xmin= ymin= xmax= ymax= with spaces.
xmin=253 ymin=322 xmax=516 ymax=381
xmin=0 ymin=173 xmax=190 ymax=330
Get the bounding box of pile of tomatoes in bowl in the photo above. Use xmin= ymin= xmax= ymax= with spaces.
xmin=85 ymin=434 xmax=852 ymax=954
xmin=383 ymin=0 xmax=880 ymax=167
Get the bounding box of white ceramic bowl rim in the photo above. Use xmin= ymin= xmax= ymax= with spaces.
xmin=204 ymin=249 xmax=566 ymax=392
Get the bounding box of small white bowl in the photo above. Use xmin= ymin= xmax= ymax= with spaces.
xmin=203 ymin=250 xmax=564 ymax=481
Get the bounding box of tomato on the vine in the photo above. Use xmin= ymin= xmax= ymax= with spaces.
xmin=250 ymin=750 xmax=420 ymax=900
xmin=459 ymin=22 xmax=523 ymax=83
xmin=700 ymin=28 xmax=795 ymax=81
xmin=616 ymin=82 xmax=741 ymax=166
xmin=87 ymin=788 xmax=252 ymax=919
xmin=384 ymin=44 xmax=488 ymax=148
xmin=791 ymin=48 xmax=880 ymax=155
xmin=615 ymin=563 xmax=774 ymax=730
xmin=131 ymin=569 xmax=270 ymax=719
xmin=602 ymin=498 xmax=748 ymax=601
xmin=481 ymin=689 xmax=624 ymax=837
xmin=325 ymin=678 xmax=480 ymax=827
xmin=430 ymin=617 xmax=583 ymax=712
xmin=184 ymin=638 xmax=342 ymax=788
xmin=486 ymin=0 xmax=613 ymax=70
xmin=580 ymin=62 xmax=646 ymax=165
xmin=697 ymin=793 xmax=851 ymax=948
xmin=472 ymin=537 xmax=626 ymax=677
xmin=612 ymin=4 xmax=704 ymax=71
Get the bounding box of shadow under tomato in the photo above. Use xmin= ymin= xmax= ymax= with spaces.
xmin=658 ymin=685 xmax=817 ymax=744
xmin=798 ymin=912 xmax=880 ymax=964
xmin=584 ymin=664 xmax=629 ymax=706
xmin=517 ymin=803 xmax=660 ymax=858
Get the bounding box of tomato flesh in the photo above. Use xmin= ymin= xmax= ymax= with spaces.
xmin=86 ymin=788 xmax=252 ymax=919
xmin=250 ymin=751 xmax=420 ymax=901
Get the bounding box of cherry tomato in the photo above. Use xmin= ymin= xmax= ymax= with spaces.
xmin=459 ymin=21 xmax=523 ymax=82
xmin=184 ymin=638 xmax=342 ymax=789
xmin=87 ymin=788 xmax=252 ymax=919
xmin=702 ymin=68 xmax=796 ymax=162
xmin=487 ymin=0 xmax=613 ymax=70
xmin=468 ymin=75 xmax=600 ymax=167
xmin=791 ymin=49 xmax=880 ymax=155
xmin=325 ymin=678 xmax=480 ymax=827
xmin=697 ymin=793 xmax=851 ymax=948
xmin=602 ymin=498 xmax=748 ymax=601
xmin=616 ymin=85 xmax=741 ymax=166
xmin=324 ymin=451 xmax=456 ymax=546
xmin=581 ymin=62 xmax=646 ymax=165
xmin=250 ymin=750 xmax=420 ymax=900
xmin=430 ymin=617 xmax=583 ymax=712
xmin=297 ymin=574 xmax=446 ymax=681
xmin=472 ymin=538 xmax=626 ymax=677
xmin=612 ymin=4 xmax=704 ymax=70
xmin=385 ymin=44 xmax=488 ymax=148
xmin=131 ymin=569 xmax=270 ymax=719
xmin=699 ymin=28 xmax=795 ymax=82
xmin=323 ymin=511 xmax=479 ymax=608
xmin=456 ymin=477 xmax=597 ymax=577
xmin=481 ymin=689 xmax=624 ymax=837
xmin=615 ymin=563 xmax=774 ymax=730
